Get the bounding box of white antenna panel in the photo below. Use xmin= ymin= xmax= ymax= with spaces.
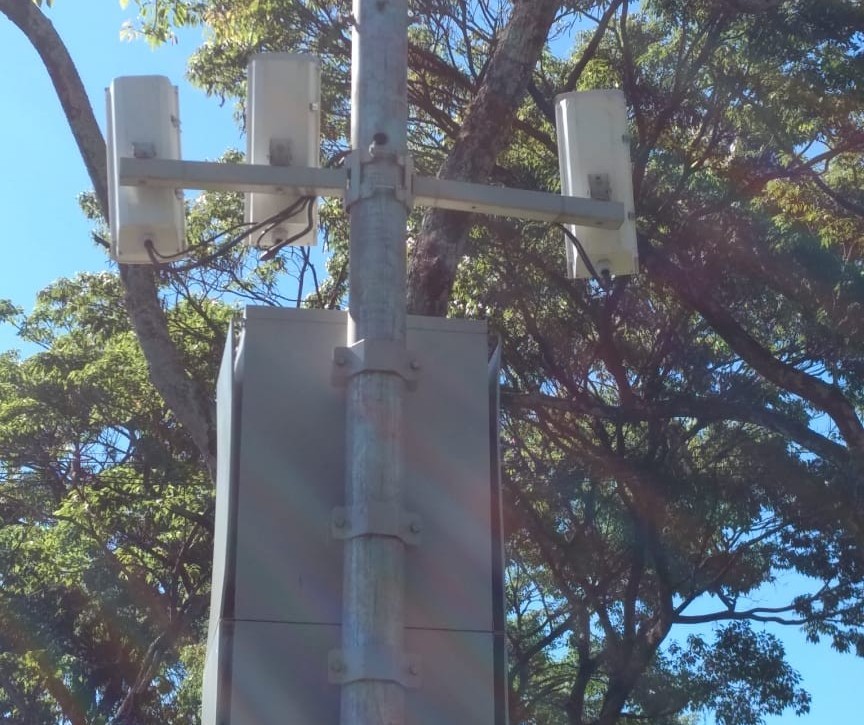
xmin=246 ymin=53 xmax=321 ymax=248
xmin=555 ymin=90 xmax=637 ymax=279
xmin=106 ymin=75 xmax=185 ymax=264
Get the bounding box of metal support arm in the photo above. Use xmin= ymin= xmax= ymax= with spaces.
xmin=117 ymin=156 xmax=625 ymax=229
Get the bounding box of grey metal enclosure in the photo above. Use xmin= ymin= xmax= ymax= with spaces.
xmin=202 ymin=307 xmax=507 ymax=724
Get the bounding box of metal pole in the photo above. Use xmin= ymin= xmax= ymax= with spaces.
xmin=342 ymin=0 xmax=409 ymax=723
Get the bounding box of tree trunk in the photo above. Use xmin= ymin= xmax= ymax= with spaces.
xmin=0 ymin=0 xmax=217 ymax=479
xmin=407 ymin=0 xmax=563 ymax=316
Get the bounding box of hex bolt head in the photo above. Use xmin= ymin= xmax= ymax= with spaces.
xmin=333 ymin=512 xmax=347 ymax=528
xmin=409 ymin=359 xmax=421 ymax=371
xmin=334 ymin=354 xmax=347 ymax=366
xmin=409 ymin=519 xmax=422 ymax=534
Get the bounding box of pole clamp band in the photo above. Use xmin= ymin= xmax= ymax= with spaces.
xmin=344 ymin=149 xmax=413 ymax=209
xmin=328 ymin=647 xmax=421 ymax=688
xmin=331 ymin=339 xmax=420 ymax=389
xmin=331 ymin=503 xmax=422 ymax=546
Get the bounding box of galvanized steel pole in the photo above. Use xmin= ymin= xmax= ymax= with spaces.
xmin=342 ymin=0 xmax=409 ymax=723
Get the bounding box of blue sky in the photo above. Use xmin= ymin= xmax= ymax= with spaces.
xmin=0 ymin=1 xmax=238 ymax=352
xmin=1 ymin=3 xmax=863 ymax=723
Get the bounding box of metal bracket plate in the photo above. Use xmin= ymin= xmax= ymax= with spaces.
xmin=132 ymin=141 xmax=156 ymax=159
xmin=328 ymin=648 xmax=421 ymax=688
xmin=331 ymin=339 xmax=420 ymax=388
xmin=396 ymin=153 xmax=414 ymax=207
xmin=344 ymin=150 xmax=413 ymax=209
xmin=331 ymin=503 xmax=422 ymax=546
xmin=268 ymin=138 xmax=293 ymax=167
xmin=587 ymin=172 xmax=612 ymax=201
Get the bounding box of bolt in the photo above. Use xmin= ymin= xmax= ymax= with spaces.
xmin=409 ymin=359 xmax=421 ymax=371
xmin=330 ymin=658 xmax=345 ymax=673
xmin=333 ymin=512 xmax=347 ymax=528
xmin=335 ymin=354 xmax=346 ymax=366
xmin=409 ymin=519 xmax=422 ymax=534
xmin=369 ymin=132 xmax=390 ymax=157
xmin=408 ymin=662 xmax=419 ymax=676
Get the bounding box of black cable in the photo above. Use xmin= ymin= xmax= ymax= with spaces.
xmin=144 ymin=196 xmax=313 ymax=272
xmin=557 ymin=224 xmax=611 ymax=289
xmin=258 ymin=197 xmax=316 ymax=261
xmin=145 ymin=218 xmax=259 ymax=263
xmin=247 ymin=196 xmax=313 ymax=250
xmin=145 ymin=221 xmax=255 ymax=267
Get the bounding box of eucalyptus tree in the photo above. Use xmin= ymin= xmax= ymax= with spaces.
xmin=1 ymin=0 xmax=863 ymax=723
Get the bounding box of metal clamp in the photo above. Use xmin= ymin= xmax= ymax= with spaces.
xmin=268 ymin=138 xmax=293 ymax=166
xmin=344 ymin=149 xmax=413 ymax=209
xmin=587 ymin=172 xmax=612 ymax=201
xmin=331 ymin=339 xmax=421 ymax=389
xmin=132 ymin=141 xmax=157 ymax=159
xmin=328 ymin=648 xmax=421 ymax=688
xmin=331 ymin=503 xmax=422 ymax=546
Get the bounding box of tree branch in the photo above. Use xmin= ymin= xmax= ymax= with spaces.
xmin=407 ymin=0 xmax=564 ymax=316
xmin=504 ymin=390 xmax=850 ymax=465
xmin=0 ymin=0 xmax=217 ymax=479
xmin=640 ymin=241 xmax=864 ymax=455
xmin=562 ymin=0 xmax=626 ymax=93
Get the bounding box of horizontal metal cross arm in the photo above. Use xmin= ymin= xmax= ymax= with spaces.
xmin=118 ymin=157 xmax=625 ymax=228
xmin=118 ymin=156 xmax=346 ymax=198
xmin=412 ymin=175 xmax=624 ymax=229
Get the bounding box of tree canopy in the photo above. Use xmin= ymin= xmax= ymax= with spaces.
xmin=1 ymin=0 xmax=863 ymax=723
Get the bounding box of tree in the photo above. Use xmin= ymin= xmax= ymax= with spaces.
xmin=0 ymin=273 xmax=224 ymax=723
xmin=1 ymin=0 xmax=863 ymax=723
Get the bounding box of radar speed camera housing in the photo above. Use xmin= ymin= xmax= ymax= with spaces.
xmin=106 ymin=75 xmax=185 ymax=264
xmin=245 ymin=53 xmax=321 ymax=248
xmin=555 ymin=90 xmax=637 ymax=279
